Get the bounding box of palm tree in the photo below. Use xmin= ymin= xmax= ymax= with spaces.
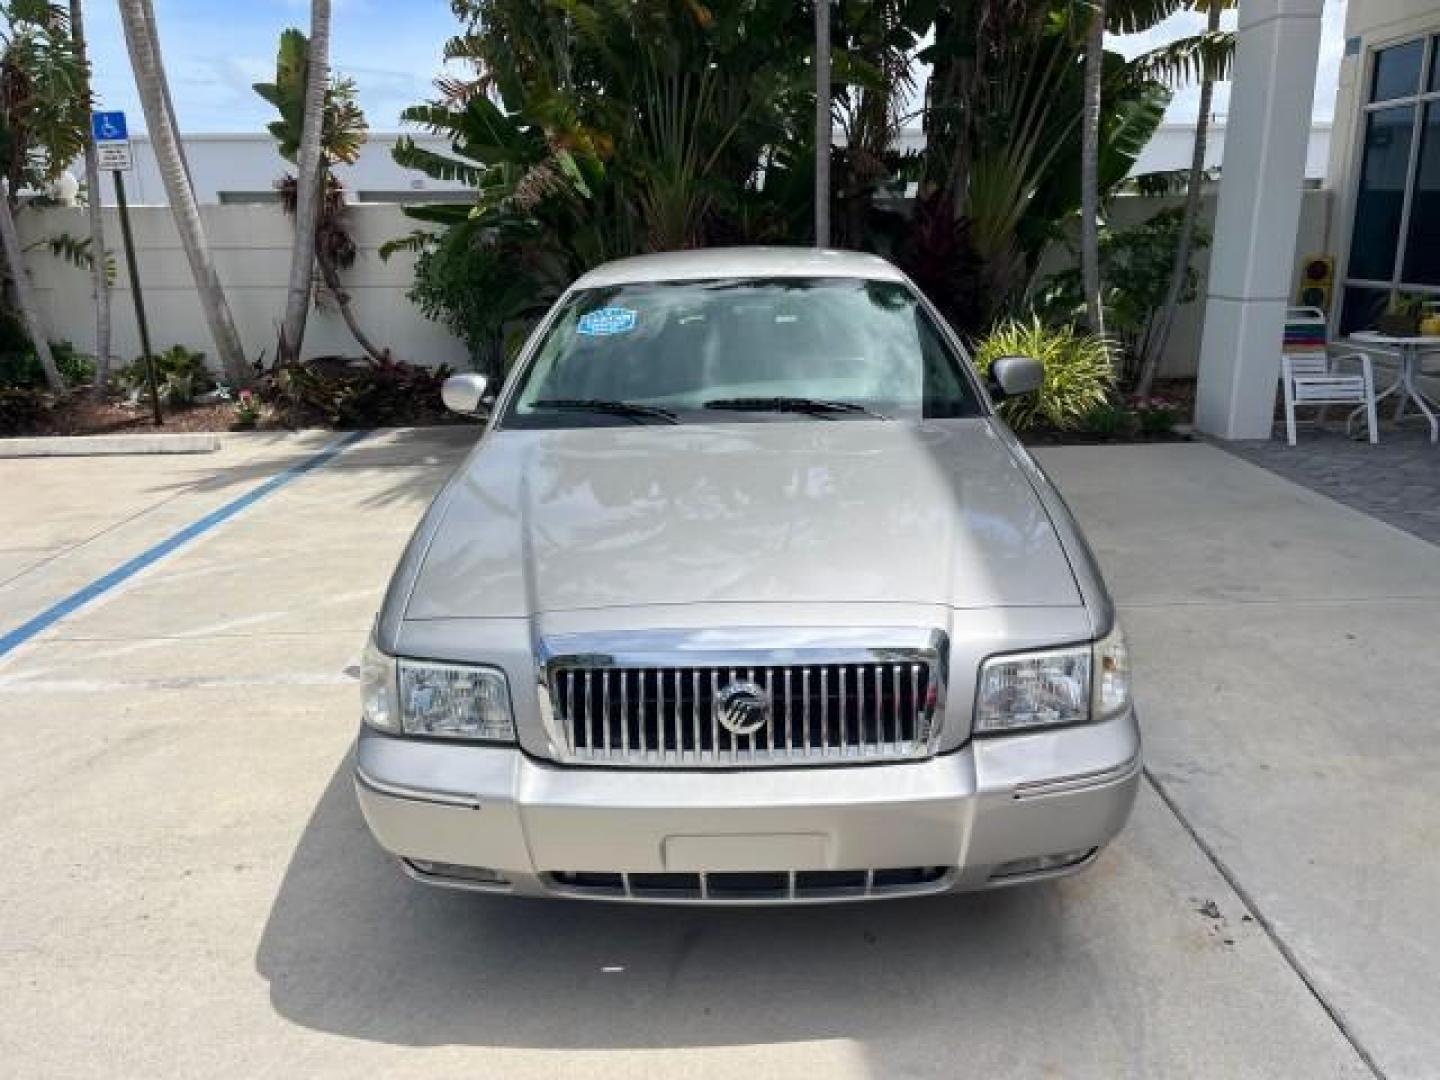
xmin=814 ymin=0 xmax=831 ymax=247
xmin=305 ymin=177 xmax=387 ymax=362
xmin=278 ymin=0 xmax=330 ymax=364
xmin=0 ymin=0 xmax=88 ymax=394
xmin=117 ymin=0 xmax=248 ymax=385
xmin=1080 ymin=0 xmax=1107 ymax=339
xmin=137 ymin=0 xmax=191 ymax=185
xmin=1137 ymin=0 xmax=1232 ymax=396
xmin=255 ymin=31 xmax=385 ymax=362
xmin=70 ymin=0 xmax=111 ymax=392
xmin=0 ymin=181 xmax=62 ymax=390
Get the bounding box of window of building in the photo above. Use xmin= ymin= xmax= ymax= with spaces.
xmin=355 ymin=190 xmax=475 ymax=205
xmin=218 ymin=191 xmax=282 ymax=205
xmin=1341 ymin=34 xmax=1440 ymax=332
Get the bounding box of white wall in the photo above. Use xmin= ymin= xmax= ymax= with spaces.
xmin=19 ymin=203 xmax=471 ymax=371
xmin=66 ymin=120 xmax=1336 ymax=209
xmin=75 ymin=133 xmax=472 ymax=208
xmin=1132 ymin=120 xmax=1332 ymax=182
xmin=18 ymin=189 xmax=1332 ymax=381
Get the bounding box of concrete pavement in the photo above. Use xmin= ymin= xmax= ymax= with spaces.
xmin=0 ymin=429 xmax=1428 ymax=1077
xmin=1041 ymin=442 xmax=1440 ymax=1080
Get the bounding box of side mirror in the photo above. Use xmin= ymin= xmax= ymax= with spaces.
xmin=442 ymin=373 xmax=490 ymax=416
xmin=989 ymin=355 xmax=1044 ymax=399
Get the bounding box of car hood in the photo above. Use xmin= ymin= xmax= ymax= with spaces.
xmin=403 ymin=419 xmax=1081 ymax=620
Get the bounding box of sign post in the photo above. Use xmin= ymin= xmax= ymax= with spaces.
xmin=92 ymin=111 xmax=161 ymax=426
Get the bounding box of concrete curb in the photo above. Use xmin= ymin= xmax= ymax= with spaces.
xmin=0 ymin=432 xmax=223 ymax=457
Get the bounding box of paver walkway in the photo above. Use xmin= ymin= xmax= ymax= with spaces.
xmin=1225 ymin=426 xmax=1440 ymax=547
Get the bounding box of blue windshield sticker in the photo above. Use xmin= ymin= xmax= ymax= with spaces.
xmin=578 ymin=307 xmax=638 ymax=336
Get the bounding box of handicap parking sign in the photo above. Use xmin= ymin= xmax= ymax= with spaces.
xmin=91 ymin=111 xmax=133 ymax=171
xmin=92 ymin=111 xmax=128 ymax=142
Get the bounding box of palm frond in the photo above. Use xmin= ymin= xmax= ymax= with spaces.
xmin=24 ymin=231 xmax=115 ymax=283
xmin=1128 ymin=166 xmax=1219 ymax=196
xmin=1106 ymin=0 xmax=1189 ymax=35
xmin=391 ymin=137 xmax=487 ymax=185
xmin=400 ymin=202 xmax=477 ymax=226
xmin=1133 ymin=29 xmax=1236 ymax=86
xmin=378 ymin=229 xmax=439 ymax=260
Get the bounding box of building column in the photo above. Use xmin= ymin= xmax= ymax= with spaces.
xmin=1195 ymin=0 xmax=1325 ymax=440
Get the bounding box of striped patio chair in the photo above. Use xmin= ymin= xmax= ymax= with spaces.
xmin=1280 ymin=307 xmax=1378 ymax=445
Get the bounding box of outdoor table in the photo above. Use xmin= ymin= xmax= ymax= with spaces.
xmin=1350 ymin=331 xmax=1440 ymax=443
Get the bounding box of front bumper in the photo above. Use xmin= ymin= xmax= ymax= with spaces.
xmin=354 ymin=709 xmax=1141 ymax=902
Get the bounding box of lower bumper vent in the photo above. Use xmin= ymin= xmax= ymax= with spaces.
xmin=547 ymin=867 xmax=952 ymax=901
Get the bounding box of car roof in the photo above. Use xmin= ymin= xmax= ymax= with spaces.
xmin=571 ymin=246 xmax=909 ymax=289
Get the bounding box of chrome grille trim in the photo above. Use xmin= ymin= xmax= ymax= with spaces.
xmin=537 ymin=629 xmax=948 ymax=769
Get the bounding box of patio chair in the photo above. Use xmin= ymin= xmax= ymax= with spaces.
xmin=1280 ymin=307 xmax=1378 ymax=445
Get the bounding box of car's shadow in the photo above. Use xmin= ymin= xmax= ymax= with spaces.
xmin=256 ymin=755 xmax=1130 ymax=1056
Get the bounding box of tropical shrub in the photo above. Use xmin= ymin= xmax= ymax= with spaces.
xmin=115 ymin=345 xmax=212 ymax=405
xmin=973 ymin=317 xmax=1115 ymax=433
xmin=231 ymin=388 xmax=263 ymax=430
xmin=0 ymin=385 xmax=48 ymax=434
xmin=0 ymin=338 xmax=94 ymax=388
xmin=0 ymin=0 xmax=91 ymax=394
xmin=262 ymin=357 xmax=452 ymax=429
xmin=1129 ymin=394 xmax=1182 ymax=436
xmin=894 ymin=5 xmax=1172 ymax=335
xmin=387 ymin=1 xmax=1199 ymax=351
xmin=1037 ymin=206 xmax=1211 ymax=383
xmin=386 ymin=0 xmax=818 ymax=378
xmin=1080 ymin=399 xmax=1133 ymax=439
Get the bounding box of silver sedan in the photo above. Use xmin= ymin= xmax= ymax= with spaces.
xmin=356 ymin=247 xmax=1139 ymax=903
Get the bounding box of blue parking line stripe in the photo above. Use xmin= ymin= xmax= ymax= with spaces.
xmin=0 ymin=430 xmax=369 ymax=661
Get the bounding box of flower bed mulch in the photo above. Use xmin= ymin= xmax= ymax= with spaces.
xmin=1 ymin=355 xmax=469 ymax=438
xmin=11 ymin=397 xmax=243 ymax=437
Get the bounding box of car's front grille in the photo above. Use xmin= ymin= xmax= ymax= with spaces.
xmin=547 ymin=660 xmax=940 ymax=767
xmin=547 ymin=867 xmax=953 ymax=901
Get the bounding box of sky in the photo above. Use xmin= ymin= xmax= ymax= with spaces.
xmin=1112 ymin=0 xmax=1350 ymax=123
xmin=86 ymin=0 xmax=1350 ymax=135
xmin=86 ymin=0 xmax=460 ymax=133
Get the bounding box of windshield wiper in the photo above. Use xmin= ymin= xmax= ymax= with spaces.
xmin=530 ymin=398 xmax=679 ymax=424
xmin=701 ymin=396 xmax=888 ymax=420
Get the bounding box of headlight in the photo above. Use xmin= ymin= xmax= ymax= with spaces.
xmin=360 ymin=636 xmax=515 ymax=741
xmin=975 ymin=626 xmax=1130 ymax=735
xmin=975 ymin=644 xmax=1090 ymax=733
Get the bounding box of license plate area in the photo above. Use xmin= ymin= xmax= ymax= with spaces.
xmin=662 ymin=832 xmax=828 ymax=871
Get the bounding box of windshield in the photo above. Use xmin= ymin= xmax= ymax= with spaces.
xmin=502 ymin=276 xmax=983 ymax=427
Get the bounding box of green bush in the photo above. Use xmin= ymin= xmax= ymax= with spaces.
xmin=973 ymin=318 xmax=1115 ymax=432
xmin=115 ymin=345 xmax=212 ymax=405
xmin=1129 ymin=394 xmax=1182 ymax=436
xmin=1034 ymin=206 xmax=1210 ymax=383
xmin=0 ymin=385 xmax=49 ymax=434
xmin=1080 ymin=400 xmax=1133 ymax=439
xmin=0 ymin=339 xmax=96 ymax=389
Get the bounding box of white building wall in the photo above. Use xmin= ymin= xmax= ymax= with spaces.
xmin=70 ymin=121 xmax=1333 ymax=209
xmin=1132 ymin=120 xmax=1332 ymax=181
xmin=78 ymin=133 xmax=472 ymax=207
xmin=19 ymin=203 xmax=471 ymax=371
